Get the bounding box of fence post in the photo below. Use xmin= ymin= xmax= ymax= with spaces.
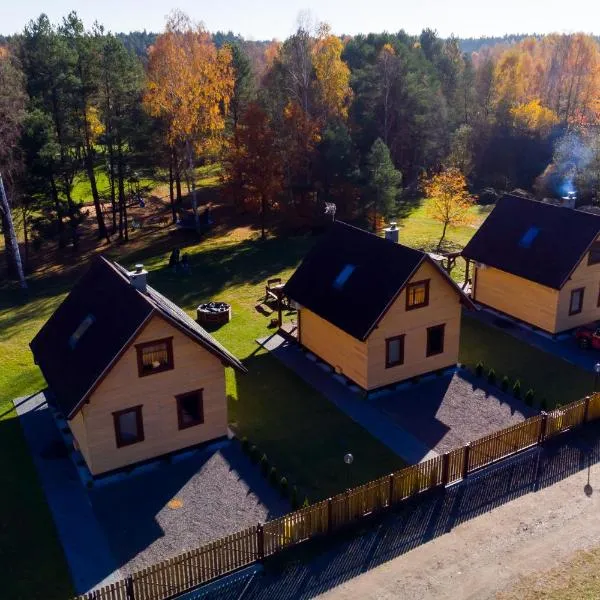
xmin=462 ymin=444 xmax=470 ymax=480
xmin=125 ymin=576 xmax=134 ymax=600
xmin=388 ymin=474 xmax=395 ymax=508
xmin=327 ymin=498 xmax=333 ymax=534
xmin=256 ymin=523 xmax=265 ymax=561
xmin=584 ymin=396 xmax=591 ymax=423
xmin=538 ymin=411 xmax=548 ymax=443
xmin=441 ymin=452 xmax=450 ymax=485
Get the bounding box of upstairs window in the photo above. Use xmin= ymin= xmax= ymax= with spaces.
xmin=588 ymin=242 xmax=600 ymax=265
xmin=176 ymin=390 xmax=204 ymax=430
xmin=406 ymin=280 xmax=430 ymax=310
xmin=569 ymin=288 xmax=585 ymax=316
xmin=135 ymin=337 xmax=174 ymax=376
xmin=385 ymin=335 xmax=405 ymax=368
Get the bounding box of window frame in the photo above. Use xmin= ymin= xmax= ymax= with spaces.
xmin=569 ymin=287 xmax=585 ymax=316
xmin=405 ymin=279 xmax=430 ymax=311
xmin=385 ymin=335 xmax=405 ymax=369
xmin=113 ymin=405 xmax=145 ymax=448
xmin=426 ymin=324 xmax=446 ymax=357
xmin=176 ymin=389 xmax=205 ymax=430
xmin=588 ymin=242 xmax=600 ymax=266
xmin=135 ymin=337 xmax=174 ymax=377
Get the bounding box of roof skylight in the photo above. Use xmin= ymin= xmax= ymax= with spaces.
xmin=519 ymin=226 xmax=540 ymax=249
xmin=69 ymin=314 xmax=95 ymax=349
xmin=333 ymin=264 xmax=356 ymax=290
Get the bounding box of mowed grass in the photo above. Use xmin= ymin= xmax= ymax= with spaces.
xmin=499 ymin=547 xmax=600 ymax=600
xmin=459 ymin=314 xmax=593 ymax=408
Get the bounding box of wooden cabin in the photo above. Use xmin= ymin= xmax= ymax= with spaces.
xmin=462 ymin=194 xmax=600 ymax=334
xmin=284 ymin=221 xmax=474 ymax=391
xmin=30 ymin=256 xmax=246 ymax=476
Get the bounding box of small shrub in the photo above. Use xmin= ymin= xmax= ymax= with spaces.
xmin=302 ymin=496 xmax=310 ymax=508
xmin=279 ymin=477 xmax=289 ymax=498
xmin=260 ymin=454 xmax=269 ymax=476
xmin=513 ymin=379 xmax=521 ymax=399
xmin=501 ymin=375 xmax=510 ymax=392
xmin=250 ymin=445 xmax=259 ymax=464
xmin=269 ymin=466 xmax=278 ymax=485
xmin=241 ymin=437 xmax=249 ymax=454
xmin=291 ymin=486 xmax=300 ymax=509
xmin=475 ymin=361 xmax=484 ymax=377
xmin=524 ymin=389 xmax=535 ymax=406
xmin=487 ymin=368 xmax=496 ymax=385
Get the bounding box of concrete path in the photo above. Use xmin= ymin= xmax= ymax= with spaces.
xmin=469 ymin=306 xmax=600 ymax=373
xmin=258 ymin=334 xmax=438 ymax=464
xmin=14 ymin=392 xmax=122 ymax=595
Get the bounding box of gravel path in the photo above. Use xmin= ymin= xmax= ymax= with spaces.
xmin=90 ymin=443 xmax=288 ymax=575
xmin=373 ymin=370 xmax=536 ymax=454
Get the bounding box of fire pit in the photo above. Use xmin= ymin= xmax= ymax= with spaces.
xmin=196 ymin=302 xmax=231 ymax=327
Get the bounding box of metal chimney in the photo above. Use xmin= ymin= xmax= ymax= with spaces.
xmin=384 ymin=222 xmax=399 ymax=243
xmin=129 ymin=264 xmax=148 ymax=292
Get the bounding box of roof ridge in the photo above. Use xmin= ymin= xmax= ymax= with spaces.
xmin=334 ymin=220 xmax=425 ymax=256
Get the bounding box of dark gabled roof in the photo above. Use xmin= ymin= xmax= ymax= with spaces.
xmin=30 ymin=256 xmax=246 ymax=419
xmin=284 ymin=221 xmax=471 ymax=341
xmin=462 ymin=195 xmax=600 ymax=290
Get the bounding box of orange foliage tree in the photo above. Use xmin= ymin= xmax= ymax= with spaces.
xmin=423 ymin=168 xmax=474 ymax=250
xmin=225 ymin=103 xmax=283 ymax=239
xmin=144 ymin=10 xmax=234 ymax=219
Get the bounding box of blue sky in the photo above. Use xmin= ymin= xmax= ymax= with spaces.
xmin=3 ymin=0 xmax=599 ymax=38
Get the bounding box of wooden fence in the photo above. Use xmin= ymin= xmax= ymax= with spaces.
xmin=75 ymin=392 xmax=600 ymax=600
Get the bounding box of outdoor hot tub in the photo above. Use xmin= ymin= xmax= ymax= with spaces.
xmin=196 ymin=302 xmax=232 ymax=327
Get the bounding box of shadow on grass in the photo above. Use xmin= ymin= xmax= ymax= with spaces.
xmin=220 ymin=421 xmax=600 ymax=600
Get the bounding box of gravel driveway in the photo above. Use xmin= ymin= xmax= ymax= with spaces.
xmin=372 ymin=370 xmax=536 ymax=454
xmin=89 ymin=442 xmax=287 ymax=575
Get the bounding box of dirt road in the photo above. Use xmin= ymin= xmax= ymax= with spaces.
xmin=317 ymin=457 xmax=600 ymax=600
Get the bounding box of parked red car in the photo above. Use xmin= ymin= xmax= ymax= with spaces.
xmin=575 ymin=322 xmax=600 ymax=349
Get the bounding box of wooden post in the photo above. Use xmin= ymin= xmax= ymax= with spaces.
xmin=462 ymin=443 xmax=470 ymax=480
xmin=327 ymin=498 xmax=333 ymax=533
xmin=256 ymin=523 xmax=265 ymax=561
xmin=441 ymin=452 xmax=450 ymax=485
xmin=584 ymin=395 xmax=591 ymax=423
xmin=538 ymin=411 xmax=548 ymax=444
xmin=463 ymin=258 xmax=470 ymax=288
xmin=277 ymin=290 xmax=283 ymax=328
xmin=388 ymin=474 xmax=395 ymax=508
xmin=125 ymin=576 xmax=134 ymax=600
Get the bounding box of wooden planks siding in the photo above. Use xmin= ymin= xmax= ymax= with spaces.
xmin=556 ymin=242 xmax=600 ymax=332
xmin=78 ymin=314 xmax=228 ymax=475
xmin=473 ymin=265 xmax=560 ymax=332
xmin=298 ymin=307 xmax=369 ymax=388
xmin=366 ymin=260 xmax=462 ymax=389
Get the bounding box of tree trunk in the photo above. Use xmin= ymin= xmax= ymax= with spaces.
xmin=261 ymin=193 xmax=266 ymax=240
xmin=21 ymin=204 xmax=29 ymax=273
xmin=84 ymin=150 xmax=110 ymax=242
xmin=169 ymin=152 xmax=177 ymax=224
xmin=0 ymin=174 xmax=27 ymax=288
xmin=49 ymin=173 xmax=65 ymax=244
xmin=437 ymin=221 xmax=448 ymax=251
xmin=117 ymin=141 xmax=128 ymax=242
xmin=185 ymin=140 xmax=198 ymax=223
xmin=175 ymin=169 xmax=182 ymax=203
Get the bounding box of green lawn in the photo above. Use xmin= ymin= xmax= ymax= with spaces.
xmin=459 ymin=314 xmax=593 ymax=408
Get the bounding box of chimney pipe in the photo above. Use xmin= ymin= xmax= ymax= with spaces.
xmin=384 ymin=222 xmax=399 ymax=243
xmin=129 ymin=264 xmax=148 ymax=292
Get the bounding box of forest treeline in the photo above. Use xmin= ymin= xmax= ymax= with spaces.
xmin=1 ymin=11 xmax=600 ymax=277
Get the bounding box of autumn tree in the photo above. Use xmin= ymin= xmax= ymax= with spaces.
xmin=365 ymin=138 xmax=402 ymax=230
xmin=424 ymin=167 xmax=473 ymax=249
xmin=144 ymin=11 xmax=234 ymax=221
xmin=312 ymin=25 xmax=352 ymax=120
xmin=225 ymin=103 xmax=283 ymax=239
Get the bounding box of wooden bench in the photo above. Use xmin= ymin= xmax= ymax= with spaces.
xmin=265 ymin=278 xmax=282 ymax=302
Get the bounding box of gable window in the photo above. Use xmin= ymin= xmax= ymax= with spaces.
xmin=406 ymin=280 xmax=430 ymax=310
xmin=426 ymin=324 xmax=445 ymax=357
xmin=569 ymin=288 xmax=585 ymax=316
xmin=135 ymin=337 xmax=174 ymax=376
xmin=113 ymin=406 xmax=144 ymax=448
xmin=176 ymin=390 xmax=204 ymax=430
xmin=588 ymin=242 xmax=600 ymax=265
xmin=385 ymin=335 xmax=405 ymax=368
